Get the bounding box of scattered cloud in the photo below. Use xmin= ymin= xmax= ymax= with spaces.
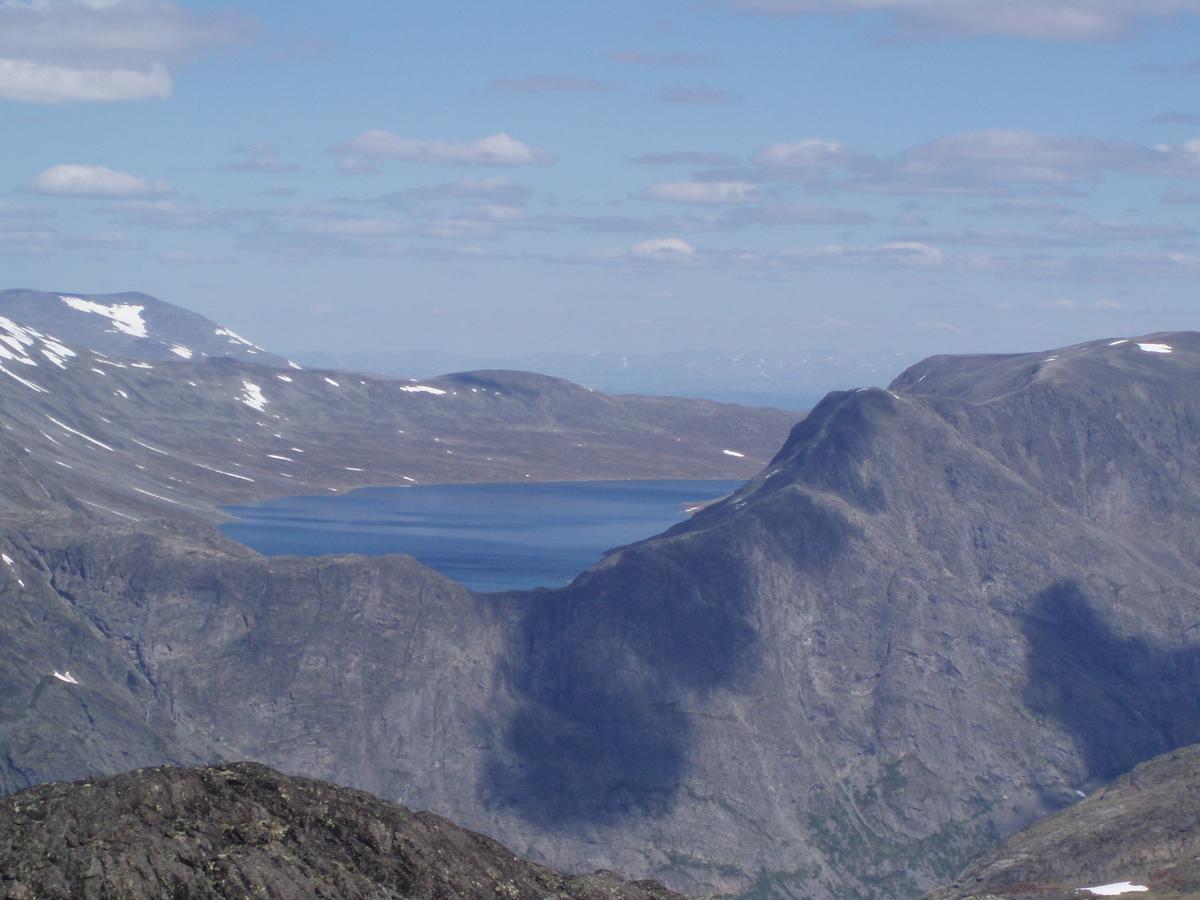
xmin=740 ymin=130 xmax=1200 ymax=195
xmin=382 ymin=176 xmax=533 ymax=206
xmin=721 ymin=204 xmax=875 ymax=226
xmin=1150 ymin=110 xmax=1200 ymax=124
xmin=1136 ymin=58 xmax=1200 ymax=75
xmin=727 ymin=0 xmax=1200 ymax=41
xmin=963 ymin=199 xmax=1073 ymax=216
xmin=0 ymin=0 xmax=250 ymax=103
xmin=629 ymin=150 xmax=741 ymax=166
xmin=655 ymin=85 xmax=737 ymax=105
xmin=609 ymin=50 xmax=717 ymax=66
xmin=216 ymin=143 xmax=299 ymax=173
xmin=630 ymin=237 xmax=696 ymax=260
xmin=490 ymin=74 xmax=616 ymax=93
xmin=1050 ymin=215 xmax=1195 ymax=241
xmin=0 ymin=58 xmax=169 ymax=103
xmin=30 ymin=164 xmax=172 ymax=197
xmin=333 ymin=130 xmax=555 ymax=168
xmin=752 ymin=138 xmax=863 ymax=171
xmin=642 ymin=180 xmax=759 ymax=203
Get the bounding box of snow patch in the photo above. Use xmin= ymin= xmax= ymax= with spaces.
xmin=53 ymin=671 xmax=79 ymax=685
xmin=1082 ymin=883 xmax=1149 ymax=896
xmin=214 ymin=327 xmax=262 ymax=349
xmin=400 ymin=384 xmax=447 ymax=395
xmin=169 ymin=344 xmax=193 ymax=359
xmin=288 ymin=360 xmax=302 ymax=369
xmin=130 ymin=362 xmax=153 ymax=369
xmin=46 ymin=415 xmax=114 ymax=451
xmin=723 ymin=449 xmax=746 ymax=458
xmin=275 ymin=374 xmax=292 ymax=382
xmin=1137 ymin=342 xmax=1172 ymax=354
xmin=0 ymin=363 xmax=47 ymax=392
xmin=192 ymin=462 xmax=254 ymax=482
xmin=344 ymin=466 xmax=363 ymax=472
xmin=131 ymin=438 xmax=168 ymax=455
xmin=60 ymin=296 xmax=147 ymax=337
xmin=323 ymin=377 xmax=340 ymax=387
xmin=1109 ymin=339 xmax=1129 ymax=346
xmin=133 ymin=487 xmax=180 ymax=505
xmin=238 ymin=380 xmax=268 ymax=411
xmin=267 ymin=454 xmax=293 ymax=462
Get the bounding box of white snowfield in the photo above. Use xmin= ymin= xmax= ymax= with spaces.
xmin=215 ymin=327 xmax=263 ymax=350
xmin=238 ymin=380 xmax=268 ymax=412
xmin=1137 ymin=343 xmax=1172 ymax=354
xmin=323 ymin=377 xmax=340 ymax=387
xmin=723 ymin=449 xmax=746 ymax=458
xmin=60 ymin=296 xmax=148 ymax=337
xmin=400 ymin=384 xmax=447 ymax=395
xmin=52 ymin=671 xmax=79 ymax=685
xmin=1082 ymin=882 xmax=1149 ymax=896
xmin=169 ymin=344 xmax=193 ymax=359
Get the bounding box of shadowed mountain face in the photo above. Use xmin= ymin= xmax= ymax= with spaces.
xmin=5 ymin=323 xmax=1200 ymax=898
xmin=927 ymin=744 xmax=1200 ymax=899
xmin=0 ymin=761 xmax=682 ymax=900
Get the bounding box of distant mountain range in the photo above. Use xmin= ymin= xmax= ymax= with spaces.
xmin=3 ymin=286 xmax=1200 ymax=898
xmin=294 ymin=346 xmax=906 ymax=410
xmin=0 ymin=289 xmax=797 ymax=521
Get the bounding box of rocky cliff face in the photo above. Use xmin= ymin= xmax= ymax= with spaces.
xmin=0 ymin=761 xmax=682 ymax=899
xmin=5 ymin=328 xmax=1200 ymax=898
xmin=927 ymin=744 xmax=1200 ymax=899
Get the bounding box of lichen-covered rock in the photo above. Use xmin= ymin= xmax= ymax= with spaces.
xmin=0 ymin=761 xmax=682 ymax=899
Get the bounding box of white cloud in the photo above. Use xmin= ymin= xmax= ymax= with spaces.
xmin=746 ymin=130 xmax=1200 ymax=194
xmin=752 ymin=138 xmax=861 ymax=170
xmin=728 ymin=0 xmax=1200 ymax=41
xmin=785 ymin=240 xmax=945 ymax=267
xmin=30 ymin=164 xmax=171 ymax=197
xmin=334 ymin=130 xmax=555 ymax=167
xmin=642 ymin=180 xmax=759 ymax=204
xmin=0 ymin=58 xmax=169 ymax=102
xmin=0 ymin=0 xmax=249 ymax=65
xmin=0 ymin=0 xmax=247 ymax=103
xmin=631 ymin=237 xmax=696 ymax=260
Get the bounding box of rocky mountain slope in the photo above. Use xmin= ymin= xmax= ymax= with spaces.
xmin=5 ymin=321 xmax=1200 ymax=898
xmin=0 ymin=761 xmax=681 ymax=899
xmin=928 ymin=744 xmax=1200 ymax=899
xmin=0 ymin=289 xmax=292 ymax=368
xmin=0 ymin=290 xmax=796 ymax=522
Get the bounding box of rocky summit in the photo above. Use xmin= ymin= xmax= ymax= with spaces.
xmin=927 ymin=743 xmax=1200 ymax=899
xmin=5 ymin=315 xmax=1200 ymax=898
xmin=0 ymin=761 xmax=682 ymax=899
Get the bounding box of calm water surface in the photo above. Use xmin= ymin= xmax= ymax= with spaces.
xmin=221 ymin=479 xmax=742 ymax=592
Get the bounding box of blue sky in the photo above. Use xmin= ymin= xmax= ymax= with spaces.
xmin=2 ymin=0 xmax=1199 ymax=369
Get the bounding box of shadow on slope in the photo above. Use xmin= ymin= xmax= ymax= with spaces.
xmin=483 ymin=487 xmax=855 ymax=828
xmin=1023 ymin=580 xmax=1200 ymax=783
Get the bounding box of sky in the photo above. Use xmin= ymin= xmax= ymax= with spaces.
xmin=2 ymin=0 xmax=1200 ymax=372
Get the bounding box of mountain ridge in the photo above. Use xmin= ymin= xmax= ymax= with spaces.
xmin=4 ymin=312 xmax=1200 ymax=897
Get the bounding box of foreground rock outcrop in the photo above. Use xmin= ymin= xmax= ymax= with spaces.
xmin=0 ymin=761 xmax=682 ymax=899
xmin=928 ymin=744 xmax=1200 ymax=899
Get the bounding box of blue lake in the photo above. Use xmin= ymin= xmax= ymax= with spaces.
xmin=220 ymin=479 xmax=742 ymax=592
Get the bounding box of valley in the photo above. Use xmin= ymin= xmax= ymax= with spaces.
xmin=4 ymin=286 xmax=1200 ymax=897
